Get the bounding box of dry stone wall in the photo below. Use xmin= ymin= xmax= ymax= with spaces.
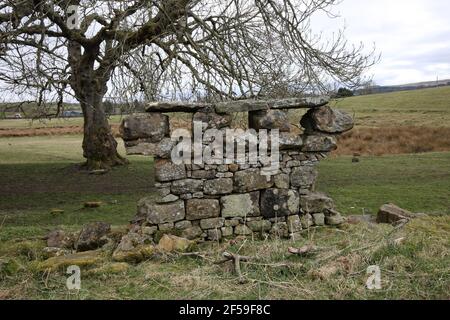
xmin=120 ymin=98 xmax=354 ymax=242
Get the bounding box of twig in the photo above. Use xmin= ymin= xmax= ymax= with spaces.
xmin=215 ymin=251 xmax=253 ymax=284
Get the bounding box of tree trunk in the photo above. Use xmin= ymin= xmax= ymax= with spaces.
xmin=80 ymin=95 xmax=128 ymax=171
xmin=75 ymin=69 xmax=128 ymax=170
xmin=69 ymin=42 xmax=128 ymax=171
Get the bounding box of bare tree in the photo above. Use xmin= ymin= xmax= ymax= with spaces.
xmin=0 ymin=0 xmax=376 ymax=170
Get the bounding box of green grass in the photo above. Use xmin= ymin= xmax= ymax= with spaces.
xmin=0 ymin=136 xmax=152 ymax=241
xmin=0 ymin=115 xmax=124 ymax=129
xmin=318 ymin=153 xmax=450 ymax=216
xmin=330 ymin=86 xmax=450 ymax=127
xmin=0 ymin=135 xmax=449 ymax=300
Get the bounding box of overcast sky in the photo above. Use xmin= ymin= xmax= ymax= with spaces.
xmin=312 ymin=0 xmax=450 ymax=85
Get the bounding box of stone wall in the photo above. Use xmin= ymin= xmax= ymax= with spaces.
xmin=120 ymin=98 xmax=354 ymax=242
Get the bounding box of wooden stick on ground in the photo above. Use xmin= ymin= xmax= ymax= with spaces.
xmin=215 ymin=252 xmax=253 ymax=284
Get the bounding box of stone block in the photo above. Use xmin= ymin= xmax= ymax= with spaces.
xmin=155 ymin=159 xmax=186 ymax=182
xmin=204 ymin=178 xmax=233 ymax=195
xmin=260 ymin=189 xmax=300 ymax=218
xmin=221 ymin=192 xmax=260 ymax=218
xmin=186 ymin=199 xmax=220 ymax=220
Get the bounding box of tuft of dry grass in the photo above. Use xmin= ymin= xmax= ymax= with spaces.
xmin=335 ymin=126 xmax=450 ymax=156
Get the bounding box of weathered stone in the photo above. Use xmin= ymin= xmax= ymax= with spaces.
xmin=155 ymin=182 xmax=172 ymax=188
xmin=186 ymin=199 xmax=220 ymax=220
xmin=193 ymin=192 xmax=204 ymax=199
xmin=207 ymin=229 xmax=222 ymax=241
xmin=204 ymin=178 xmax=233 ymax=195
xmin=216 ymin=172 xmax=234 ymax=178
xmin=279 ymin=132 xmax=303 ymax=150
xmin=260 ymin=189 xmax=300 ymax=218
xmin=157 ymin=235 xmax=196 ymax=252
xmin=274 ymin=174 xmax=290 ymax=189
xmin=46 ymin=230 xmax=74 ymax=249
xmin=286 ymin=160 xmax=302 ymax=168
xmin=156 ymin=194 xmax=179 ymax=204
xmin=180 ymin=194 xmax=193 ymax=200
xmin=221 ymin=192 xmax=260 ymax=218
xmin=376 ymin=204 xmax=418 ymax=224
xmin=249 ymin=110 xmax=291 ymax=132
xmin=155 ymin=159 xmax=186 ymax=182
xmin=215 ymin=97 xmax=329 ymax=114
xmin=270 ymin=222 xmax=289 ymax=238
xmin=138 ymin=198 xmax=186 ymax=224
xmin=112 ymin=233 xmax=155 ymax=263
xmin=221 ymin=227 xmax=234 ymax=238
xmin=301 ymin=106 xmax=354 ymax=134
xmin=287 ymin=215 xmax=303 ymax=233
xmin=147 ymin=101 xmax=209 ymax=113
xmin=228 ymin=164 xmax=239 ymax=172
xmin=191 ymin=170 xmax=217 ymax=179
xmin=216 ymin=100 xmax=270 ymax=113
xmin=235 ymin=225 xmax=253 ymax=236
xmin=247 ymin=220 xmax=272 ymax=233
xmin=125 ymin=138 xmax=174 ymax=157
xmin=300 ymin=214 xmax=314 ymax=229
xmin=302 ymin=135 xmax=337 ymax=152
xmin=38 ymin=250 xmax=104 ymax=271
xmin=224 ymin=219 xmax=241 ymax=227
xmin=312 ymin=213 xmax=325 ymax=226
xmin=290 ymin=153 xmax=309 ymax=161
xmin=171 ymin=179 xmax=203 ymax=195
xmin=142 ymin=226 xmax=158 ymax=236
xmin=234 ymin=169 xmax=274 ymax=193
xmin=181 ymin=226 xmax=203 ymax=240
xmin=290 ymin=166 xmax=318 ymax=189
xmin=75 ymin=222 xmax=111 ymax=252
xmin=300 ymin=192 xmax=335 ymax=214
xmin=205 ymin=164 xmax=218 ymax=170
xmin=156 ymin=187 xmax=171 ymax=198
xmin=159 ymin=223 xmax=175 ymax=232
xmin=325 ymin=214 xmax=346 ymax=226
xmin=121 ymin=113 xmax=169 ymax=142
xmin=217 ymin=165 xmax=229 ymax=172
xmin=175 ymin=220 xmax=192 ymax=230
xmin=200 ymin=218 xmax=225 ymax=229
xmin=193 ymin=111 xmax=233 ymax=130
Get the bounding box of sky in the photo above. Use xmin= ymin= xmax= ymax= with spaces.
xmin=312 ymin=0 xmax=450 ymax=85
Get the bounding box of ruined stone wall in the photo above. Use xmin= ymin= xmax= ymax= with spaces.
xmin=120 ymin=98 xmax=354 ymax=242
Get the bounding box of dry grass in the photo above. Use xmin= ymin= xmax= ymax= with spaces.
xmin=1 ymin=216 xmax=448 ymax=300
xmin=335 ymin=126 xmax=450 ymax=156
xmin=0 ymin=125 xmax=121 ymax=138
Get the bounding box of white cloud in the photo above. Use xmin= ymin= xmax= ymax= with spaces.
xmin=311 ymin=0 xmax=450 ymax=85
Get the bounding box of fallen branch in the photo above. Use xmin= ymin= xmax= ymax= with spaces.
xmin=215 ymin=251 xmax=253 ymax=284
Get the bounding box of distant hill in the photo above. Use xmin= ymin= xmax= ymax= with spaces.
xmin=357 ymin=79 xmax=450 ymax=95
xmin=330 ymin=85 xmax=450 ymax=128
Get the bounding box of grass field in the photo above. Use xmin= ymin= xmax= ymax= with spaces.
xmin=2 ymin=86 xmax=450 ymax=131
xmin=0 ymin=88 xmax=449 ymax=300
xmin=330 ymin=86 xmax=450 ymax=128
xmin=0 ymin=135 xmax=449 ymax=299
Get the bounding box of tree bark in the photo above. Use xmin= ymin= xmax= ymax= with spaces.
xmin=74 ymin=54 xmax=128 ymax=171
xmin=80 ymin=94 xmax=128 ymax=171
